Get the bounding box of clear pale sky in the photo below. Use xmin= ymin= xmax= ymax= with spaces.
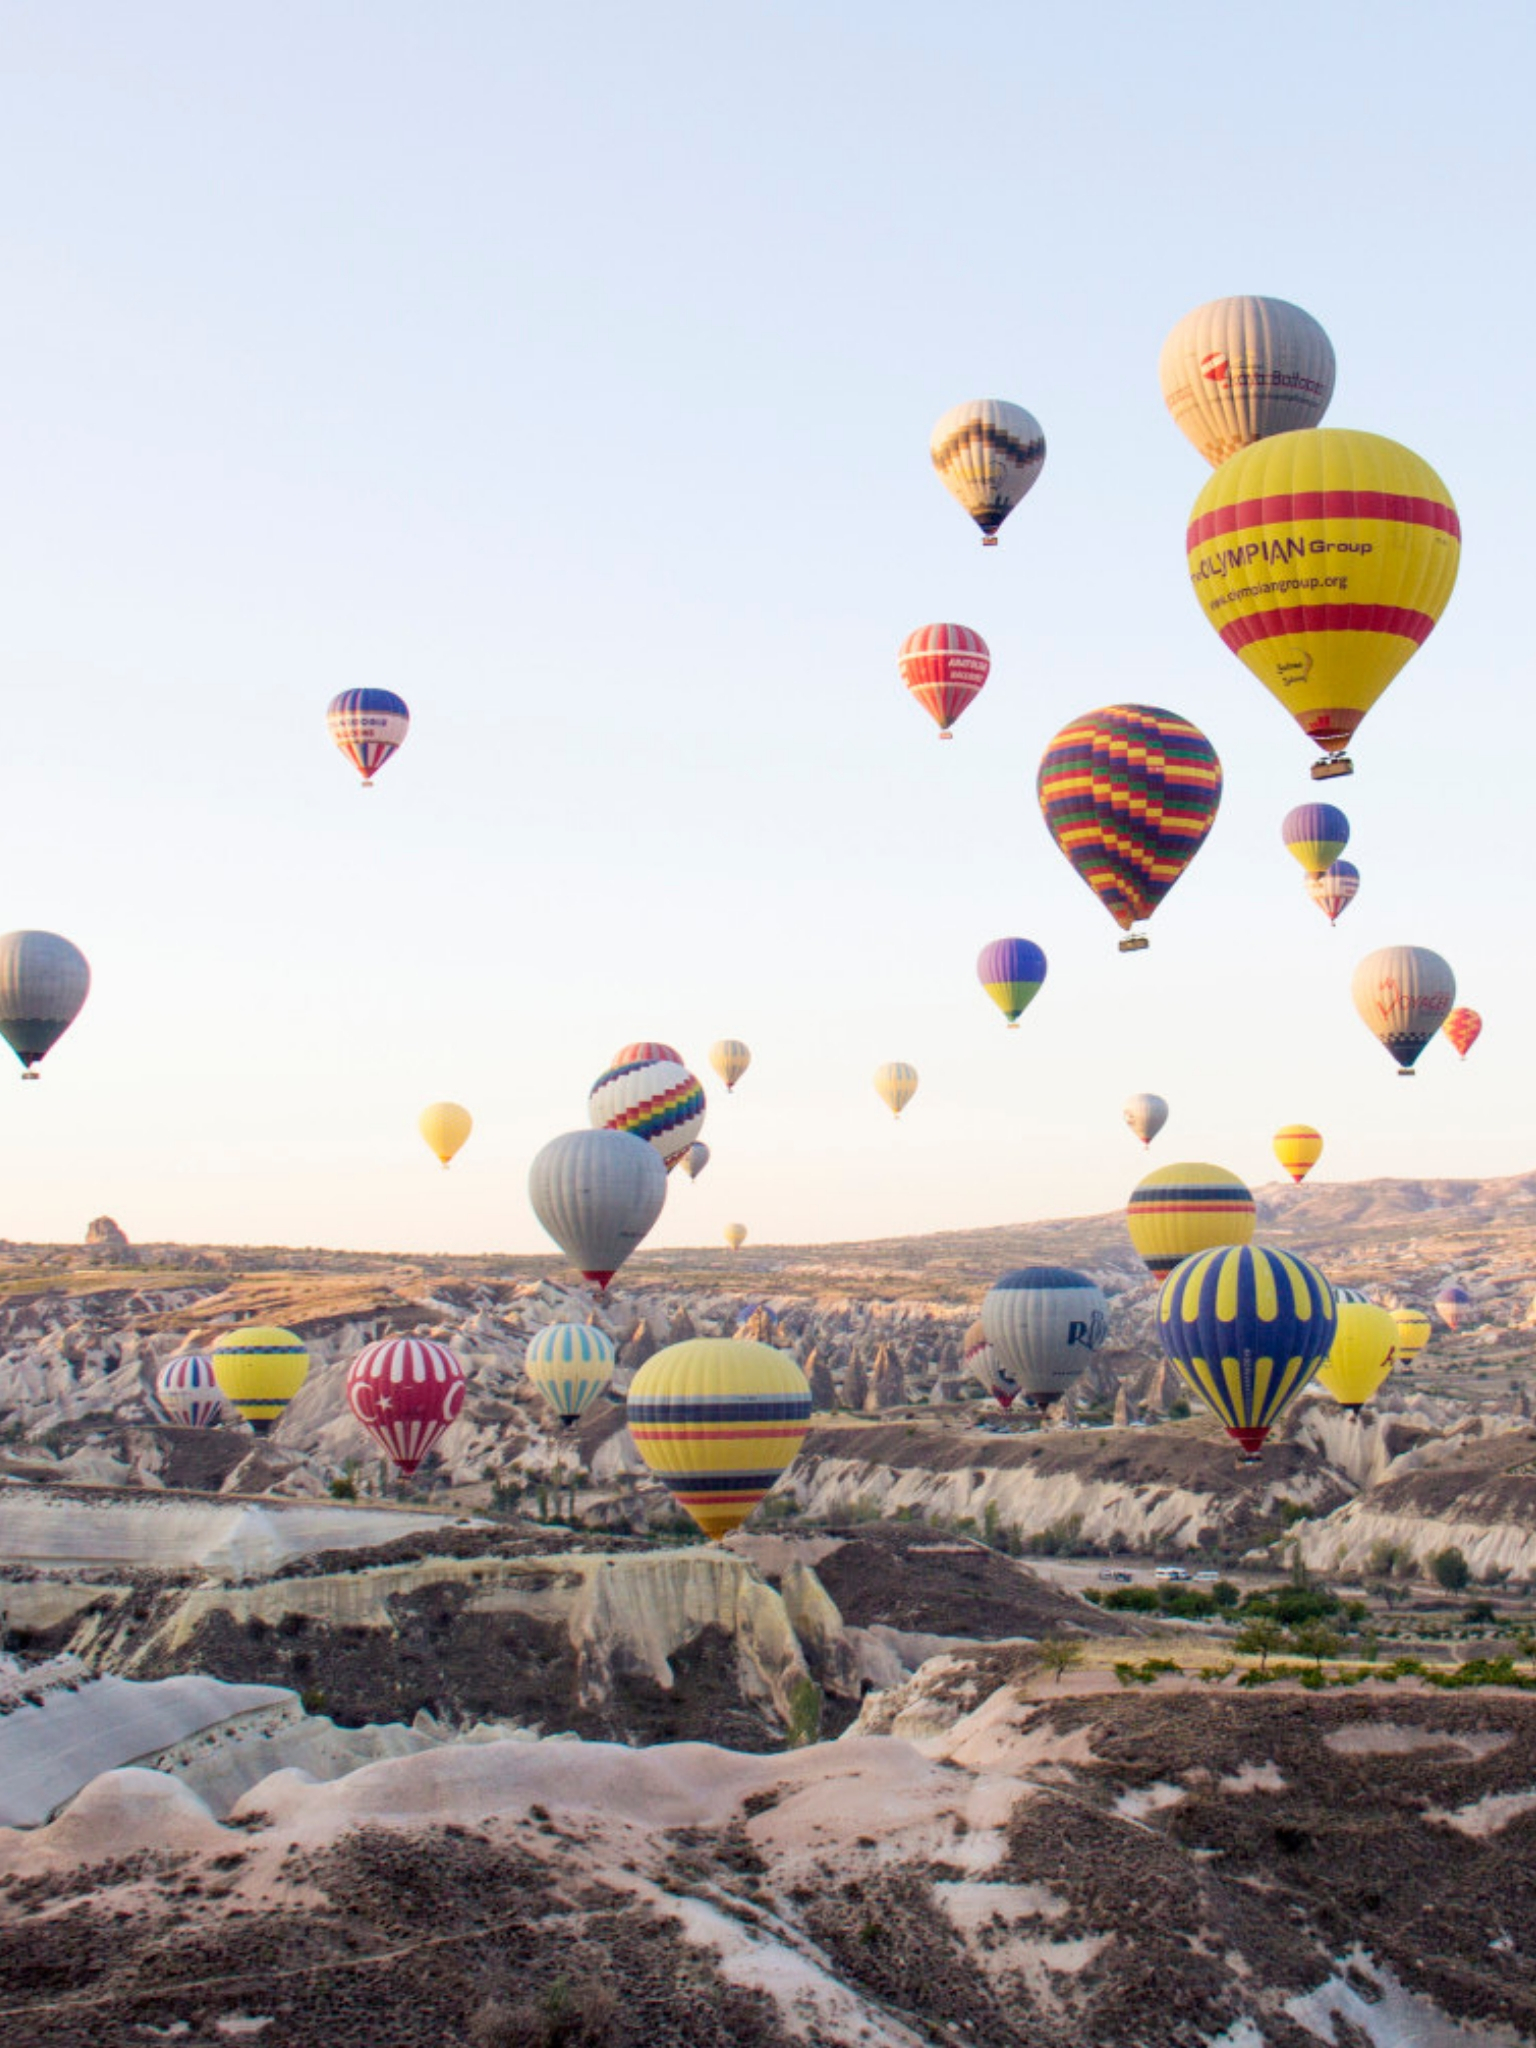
xmin=0 ymin=2 xmax=1528 ymax=1256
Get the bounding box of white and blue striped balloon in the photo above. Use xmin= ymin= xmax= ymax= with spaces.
xmin=155 ymin=1352 xmax=224 ymax=1429
xmin=525 ymin=1323 xmax=616 ymax=1427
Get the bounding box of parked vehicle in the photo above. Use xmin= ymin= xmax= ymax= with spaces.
xmin=1154 ymin=1565 xmax=1190 ymax=1582
xmin=1098 ymin=1568 xmax=1134 ymax=1583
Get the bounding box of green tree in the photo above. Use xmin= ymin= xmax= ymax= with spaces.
xmin=1430 ymin=1547 xmax=1471 ymax=1592
xmin=1289 ymin=1621 xmax=1343 ymax=1672
xmin=1037 ymin=1637 xmax=1086 ymax=1686
xmin=1235 ymin=1617 xmax=1285 ymax=1672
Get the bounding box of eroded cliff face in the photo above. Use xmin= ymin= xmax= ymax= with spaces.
xmin=1295 ymin=1423 xmax=1536 ymax=1580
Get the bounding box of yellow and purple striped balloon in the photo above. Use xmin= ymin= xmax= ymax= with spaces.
xmin=626 ymin=1339 xmax=811 ymax=1540
xmin=976 ymin=937 xmax=1047 ymax=1027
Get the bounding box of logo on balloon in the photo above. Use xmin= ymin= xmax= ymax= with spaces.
xmin=1200 ymin=351 xmax=1231 ymax=386
xmin=1068 ymin=1312 xmax=1109 ymax=1351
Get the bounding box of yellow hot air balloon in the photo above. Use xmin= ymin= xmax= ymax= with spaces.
xmin=723 ymin=1222 xmax=748 ymax=1251
xmin=1273 ymin=1125 xmax=1323 ymax=1184
xmin=1315 ymin=1301 xmax=1397 ymax=1412
xmin=419 ymin=1101 xmax=473 ymax=1168
xmin=1186 ymin=430 xmax=1460 ymax=778
xmin=1159 ymin=296 xmax=1335 ymax=468
xmin=1391 ymin=1307 xmax=1433 ymax=1362
xmin=1126 ymin=1162 xmax=1255 ymax=1278
xmin=626 ymin=1338 xmax=812 ymax=1540
xmin=874 ymin=1062 xmax=918 ymax=1119
xmin=210 ymin=1325 xmax=310 ymax=1436
xmin=710 ymin=1039 xmax=751 ymax=1093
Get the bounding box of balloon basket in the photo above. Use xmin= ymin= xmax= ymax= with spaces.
xmin=982 ymin=536 xmax=999 ymax=548
xmin=20 ymin=1070 xmax=37 ymax=1082
xmin=938 ymin=731 xmax=954 ymax=741
xmin=1311 ymin=755 xmax=1353 ymax=780
xmin=1007 ymin=1022 xmax=1019 ymax=1031
xmin=359 ymin=780 xmax=375 ymax=791
xmin=1118 ymin=934 xmax=1149 ymax=954
xmin=1398 ymin=1069 xmax=1416 ymax=1079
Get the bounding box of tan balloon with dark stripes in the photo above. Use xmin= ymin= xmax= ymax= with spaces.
xmin=929 ymin=398 xmax=1045 ymax=545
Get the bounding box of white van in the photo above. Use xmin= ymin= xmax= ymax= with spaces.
xmin=1154 ymin=1565 xmax=1190 ymax=1582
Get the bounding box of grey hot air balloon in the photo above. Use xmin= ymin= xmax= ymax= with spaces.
xmin=1122 ymin=1092 xmax=1169 ymax=1147
xmin=1158 ymin=296 xmax=1335 ymax=467
xmin=0 ymin=931 xmax=91 ymax=1079
xmin=981 ymin=1266 xmax=1109 ymax=1410
xmin=528 ymin=1128 xmax=667 ymax=1290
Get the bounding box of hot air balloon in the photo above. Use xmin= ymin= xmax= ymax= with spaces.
xmin=1282 ymin=804 xmax=1349 ymax=877
xmin=346 ymin=1337 xmax=466 ymax=1476
xmin=680 ymin=1141 xmax=710 ymax=1180
xmin=1352 ymin=946 xmax=1455 ymax=1076
xmin=1037 ymin=706 xmax=1221 ymax=951
xmin=0 ymin=931 xmax=90 ymax=1079
xmin=1187 ymin=429 xmax=1460 ymax=779
xmin=1156 ymin=1243 xmax=1336 ymax=1460
xmin=155 ymin=1353 xmax=223 ymax=1428
xmin=1435 ymin=1284 xmax=1472 ymax=1332
xmin=524 ymin=1323 xmax=616 ymax=1427
xmin=327 ymin=688 xmax=410 ymax=788
xmin=1273 ymin=1125 xmax=1323 ymax=1184
xmin=419 ymin=1101 xmax=472 ymax=1168
xmin=898 ymin=624 xmax=990 ymax=737
xmin=1123 ymin=1093 xmax=1169 ymax=1147
xmin=1159 ymin=296 xmax=1336 ymax=468
xmin=210 ymin=1326 xmax=310 ymax=1436
xmin=724 ymin=1223 xmax=748 ymax=1251
xmin=1332 ymin=1285 xmax=1372 ymax=1306
xmin=1391 ymin=1307 xmax=1433 ymax=1361
xmin=1443 ymin=1008 xmax=1482 ymax=1061
xmin=626 ymin=1338 xmax=812 ymax=1540
xmin=976 ymin=938 xmax=1047 ymax=1028
xmin=1308 ymin=860 xmax=1359 ymax=927
xmin=1127 ymin=1163 xmax=1256 ymax=1278
xmin=528 ymin=1129 xmax=667 ymax=1290
xmin=963 ymin=1319 xmax=1017 ymax=1410
xmin=874 ymin=1063 xmax=918 ymax=1119
xmin=611 ymin=1042 xmax=683 ymax=1067
xmin=930 ymin=398 xmax=1045 ymax=546
xmin=709 ymin=1040 xmax=751 ymax=1093
xmin=981 ymin=1268 xmax=1108 ymax=1410
xmin=589 ymin=1056 xmax=706 ymax=1169
xmin=1315 ymin=1302 xmax=1397 ymax=1413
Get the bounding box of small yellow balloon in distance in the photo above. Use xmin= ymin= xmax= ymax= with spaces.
xmin=709 ymin=1040 xmax=751 ymax=1093
xmin=419 ymin=1101 xmax=473 ymax=1168
xmin=1391 ymin=1307 xmax=1433 ymax=1362
xmin=626 ymin=1338 xmax=811 ymax=1540
xmin=874 ymin=1062 xmax=918 ymax=1119
xmin=1273 ymin=1125 xmax=1323 ymax=1184
xmin=210 ymin=1326 xmax=310 ymax=1436
xmin=1315 ymin=1301 xmax=1398 ymax=1412
xmin=723 ymin=1223 xmax=748 ymax=1251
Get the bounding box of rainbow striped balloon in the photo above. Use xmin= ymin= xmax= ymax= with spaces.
xmin=1157 ymin=1243 xmax=1336 ymax=1458
xmin=155 ymin=1352 xmax=223 ymax=1429
xmin=589 ymin=1057 xmax=706 ymax=1170
xmin=626 ymin=1339 xmax=812 ymax=1540
xmin=525 ymin=1322 xmax=616 ymax=1427
xmin=975 ymin=937 xmax=1047 ymax=1027
xmin=1127 ymin=1162 xmax=1255 ymax=1277
xmin=610 ymin=1041 xmax=683 ymax=1067
xmin=326 ymin=688 xmax=410 ymax=787
xmin=346 ymin=1337 xmax=466 ymax=1476
xmin=1037 ymin=705 xmax=1221 ymax=949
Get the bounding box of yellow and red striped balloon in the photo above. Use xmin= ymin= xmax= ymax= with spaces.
xmin=1443 ymin=1008 xmax=1482 ymax=1060
xmin=1273 ymin=1124 xmax=1323 ymax=1184
xmin=1186 ymin=430 xmax=1460 ymax=775
xmin=626 ymin=1339 xmax=811 ymax=1540
xmin=1126 ymin=1162 xmax=1255 ymax=1278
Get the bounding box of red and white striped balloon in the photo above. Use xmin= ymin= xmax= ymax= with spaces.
xmin=345 ymin=1337 xmax=467 ymax=1477
xmin=898 ymin=623 xmax=990 ymax=737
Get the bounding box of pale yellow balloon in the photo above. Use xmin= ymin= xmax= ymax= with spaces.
xmin=419 ymin=1101 xmax=473 ymax=1168
xmin=874 ymin=1062 xmax=918 ymax=1119
xmin=710 ymin=1039 xmax=751 ymax=1093
xmin=724 ymin=1223 xmax=748 ymax=1251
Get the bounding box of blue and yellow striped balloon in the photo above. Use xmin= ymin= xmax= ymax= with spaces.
xmin=210 ymin=1325 xmax=311 ymax=1436
xmin=525 ymin=1323 xmax=616 ymax=1427
xmin=1126 ymin=1161 xmax=1255 ymax=1277
xmin=626 ymin=1339 xmax=812 ymax=1540
xmin=976 ymin=937 xmax=1048 ymax=1027
xmin=1156 ymin=1244 xmax=1335 ymax=1459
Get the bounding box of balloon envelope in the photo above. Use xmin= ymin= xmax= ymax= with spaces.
xmin=723 ymin=1222 xmax=748 ymax=1251
xmin=1273 ymin=1125 xmax=1323 ymax=1184
xmin=1038 ymin=706 xmax=1221 ymax=945
xmin=346 ymin=1337 xmax=466 ymax=1476
xmin=1282 ymin=804 xmax=1349 ymax=876
xmin=930 ymin=398 xmax=1045 ymax=545
xmin=1391 ymin=1307 xmax=1433 ymax=1360
xmin=419 ymin=1101 xmax=473 ymax=1167
xmin=1352 ymin=946 xmax=1455 ymax=1075
xmin=963 ymin=1318 xmax=1016 ymax=1409
xmin=981 ymin=1267 xmax=1108 ymax=1409
xmin=1435 ymin=1284 xmax=1472 ymax=1331
xmin=0 ymin=930 xmax=90 ymax=1077
xmin=1123 ymin=1093 xmax=1169 ymax=1147
xmin=1156 ymin=1243 xmax=1336 ymax=1456
xmin=327 ymin=687 xmax=409 ymax=786
xmin=709 ymin=1040 xmax=751 ymax=1092
xmin=899 ymin=623 xmax=990 ymax=735
xmin=1315 ymin=1302 xmax=1397 ymax=1412
xmin=874 ymin=1062 xmax=918 ymax=1118
xmin=155 ymin=1353 xmax=223 ymax=1429
xmin=626 ymin=1338 xmax=812 ymax=1540
xmin=976 ymin=938 xmax=1047 ymax=1027
xmin=1308 ymin=860 xmax=1359 ymax=926
xmin=1186 ymin=429 xmax=1460 ymax=770
xmin=1443 ymin=1008 xmax=1482 ymax=1060
xmin=611 ymin=1042 xmax=682 ymax=1066
xmin=680 ymin=1141 xmax=710 ymax=1181
xmin=524 ymin=1323 xmax=616 ymax=1427
xmin=1127 ymin=1162 xmax=1255 ymax=1277
xmin=210 ymin=1326 xmax=310 ymax=1436
xmin=528 ymin=1129 xmax=668 ymax=1289
xmin=589 ymin=1057 xmax=706 ymax=1169
xmin=1159 ymin=296 xmax=1335 ymax=467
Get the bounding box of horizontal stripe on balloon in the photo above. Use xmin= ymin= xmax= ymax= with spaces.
xmin=628 ymin=1400 xmax=811 ymax=1424
xmin=1186 ymin=491 xmax=1461 ymax=549
xmin=1218 ymin=603 xmax=1437 ymax=651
